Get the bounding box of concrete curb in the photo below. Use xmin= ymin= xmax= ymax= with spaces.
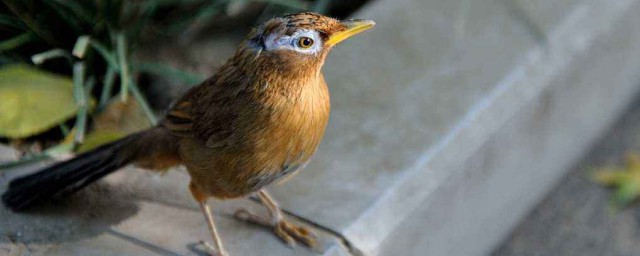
xmin=337 ymin=0 xmax=640 ymax=255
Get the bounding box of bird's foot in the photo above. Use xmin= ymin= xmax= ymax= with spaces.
xmin=198 ymin=241 xmax=228 ymax=256
xmin=274 ymin=218 xmax=318 ymax=248
xmin=234 ymin=208 xmax=318 ymax=248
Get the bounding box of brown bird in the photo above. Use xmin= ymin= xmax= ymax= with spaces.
xmin=1 ymin=12 xmax=374 ymax=256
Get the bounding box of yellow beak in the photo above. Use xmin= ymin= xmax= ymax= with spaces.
xmin=326 ymin=19 xmax=375 ymax=46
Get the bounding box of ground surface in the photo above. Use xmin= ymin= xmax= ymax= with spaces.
xmin=493 ymin=96 xmax=640 ymax=256
xmin=3 ymin=0 xmax=640 ymax=255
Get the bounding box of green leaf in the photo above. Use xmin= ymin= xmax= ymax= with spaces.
xmin=0 ymin=32 xmax=36 ymax=52
xmin=31 ymin=48 xmax=70 ymax=65
xmin=72 ymin=62 xmax=88 ymax=144
xmin=592 ymin=153 xmax=640 ymax=209
xmin=128 ymin=78 xmax=158 ymax=125
xmin=45 ymin=0 xmax=95 ymax=23
xmin=99 ymin=67 xmax=117 ymax=110
xmin=116 ymin=32 xmax=130 ymax=102
xmin=0 ymin=65 xmax=81 ymax=138
xmin=41 ymin=0 xmax=84 ymax=35
xmin=614 ymin=181 xmax=640 ymax=207
xmin=89 ymin=40 xmax=119 ymax=70
xmin=76 ymin=131 xmax=123 ymax=153
xmin=591 ymin=167 xmax=627 ymax=186
xmin=0 ymin=14 xmax=28 ymax=30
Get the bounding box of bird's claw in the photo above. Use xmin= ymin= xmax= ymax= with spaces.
xmin=233 ymin=208 xmax=318 ymax=249
xmin=274 ymin=219 xmax=318 ymax=248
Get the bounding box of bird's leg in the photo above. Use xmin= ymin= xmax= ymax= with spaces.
xmin=234 ymin=189 xmax=318 ymax=248
xmin=190 ymin=183 xmax=228 ymax=256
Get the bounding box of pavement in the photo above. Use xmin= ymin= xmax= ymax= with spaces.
xmin=4 ymin=0 xmax=640 ymax=255
xmin=494 ymin=96 xmax=640 ymax=256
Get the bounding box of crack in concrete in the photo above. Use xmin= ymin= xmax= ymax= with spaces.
xmin=107 ymin=229 xmax=183 ymax=256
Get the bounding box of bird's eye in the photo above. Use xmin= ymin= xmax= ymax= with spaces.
xmin=297 ymin=37 xmax=314 ymax=49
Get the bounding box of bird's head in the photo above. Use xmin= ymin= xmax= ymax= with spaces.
xmin=239 ymin=12 xmax=375 ymax=77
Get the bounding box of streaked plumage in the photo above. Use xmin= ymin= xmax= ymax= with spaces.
xmin=2 ymin=12 xmax=374 ymax=255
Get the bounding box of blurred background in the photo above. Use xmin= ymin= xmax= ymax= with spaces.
xmin=3 ymin=0 xmax=640 ymax=256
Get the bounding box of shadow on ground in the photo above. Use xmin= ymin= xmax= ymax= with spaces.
xmin=0 ymin=180 xmax=139 ymax=244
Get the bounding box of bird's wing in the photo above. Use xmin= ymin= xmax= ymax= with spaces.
xmin=163 ymin=92 xmax=197 ymax=138
xmin=163 ymin=72 xmax=251 ymax=149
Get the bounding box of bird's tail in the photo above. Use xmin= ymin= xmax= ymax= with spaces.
xmin=2 ymin=132 xmax=142 ymax=211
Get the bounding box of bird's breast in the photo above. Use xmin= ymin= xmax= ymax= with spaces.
xmin=187 ymin=76 xmax=331 ymax=198
xmin=245 ymin=77 xmax=331 ymax=188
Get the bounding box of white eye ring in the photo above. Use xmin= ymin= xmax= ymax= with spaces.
xmin=264 ymin=30 xmax=322 ymax=54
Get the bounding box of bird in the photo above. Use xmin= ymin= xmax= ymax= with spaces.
xmin=1 ymin=12 xmax=374 ymax=256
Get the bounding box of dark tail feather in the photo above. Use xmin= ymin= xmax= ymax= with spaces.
xmin=2 ymin=134 xmax=139 ymax=211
